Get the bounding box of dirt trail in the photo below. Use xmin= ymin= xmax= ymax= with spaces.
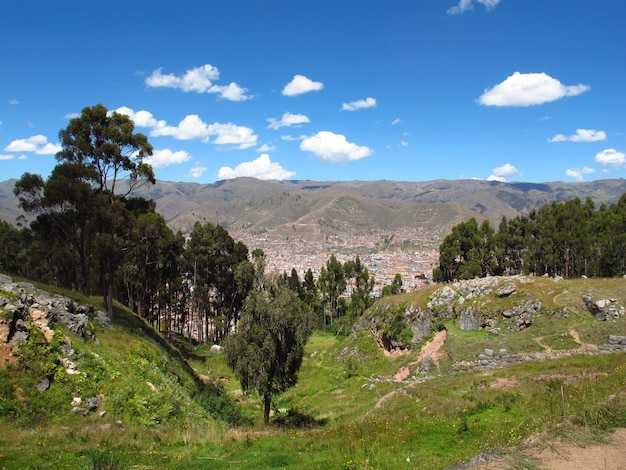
xmin=412 ymin=329 xmax=447 ymax=367
xmin=477 ymin=428 xmax=626 ymax=469
xmin=569 ymin=328 xmax=597 ymax=351
xmin=371 ymin=330 xmax=449 ymax=413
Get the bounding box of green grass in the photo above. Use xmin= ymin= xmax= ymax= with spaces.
xmin=1 ymin=275 xmax=625 ymax=468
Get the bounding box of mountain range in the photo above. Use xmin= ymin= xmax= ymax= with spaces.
xmin=2 ymin=177 xmax=625 ymax=247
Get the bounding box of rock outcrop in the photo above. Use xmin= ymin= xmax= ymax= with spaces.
xmin=1 ymin=275 xmax=109 ymax=356
xmin=583 ymin=294 xmax=625 ymax=321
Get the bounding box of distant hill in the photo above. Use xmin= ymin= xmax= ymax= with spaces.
xmin=2 ymin=177 xmax=625 ymax=245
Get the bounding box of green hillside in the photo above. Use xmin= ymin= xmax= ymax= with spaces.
xmin=1 ymin=275 xmax=625 ymax=469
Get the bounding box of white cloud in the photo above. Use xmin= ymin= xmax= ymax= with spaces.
xmin=400 ymin=141 xmax=409 ymax=147
xmin=300 ymin=131 xmax=373 ymax=164
xmin=114 ymin=107 xmax=165 ymax=129
xmin=187 ymin=167 xmax=208 ymax=178
xmin=448 ymin=0 xmax=501 ymax=15
xmin=487 ymin=163 xmax=519 ymax=182
xmin=548 ymin=129 xmax=606 ymax=143
xmin=210 ymin=82 xmax=251 ymax=102
xmin=209 ymin=123 xmax=258 ymax=148
xmin=65 ymin=112 xmax=80 ymax=119
xmin=145 ymin=64 xmax=251 ymax=101
xmin=267 ymin=112 xmax=310 ymax=130
xmin=594 ymin=148 xmax=625 ymax=168
xmin=391 ymin=118 xmax=401 ymax=125
xmin=565 ymin=167 xmax=594 ymax=181
xmin=144 ymin=149 xmax=192 ymax=168
xmin=0 ymin=154 xmax=15 ymax=160
xmin=217 ymin=154 xmax=295 ymax=180
xmin=282 ymin=75 xmax=324 ymax=96
xmin=341 ymin=97 xmax=377 ymax=111
xmin=116 ymin=107 xmax=258 ymax=149
xmin=257 ymin=144 xmax=276 ymax=152
xmin=152 ymin=114 xmax=212 ymax=141
xmin=478 ymin=72 xmax=590 ymax=107
xmin=4 ymin=135 xmax=61 ymax=154
xmin=8 ymin=99 xmax=19 ymax=105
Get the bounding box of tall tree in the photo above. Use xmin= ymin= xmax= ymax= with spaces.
xmin=344 ymin=255 xmax=374 ymax=316
xmin=14 ymin=104 xmax=156 ymax=315
xmin=185 ymin=222 xmax=251 ymax=342
xmin=318 ymin=254 xmax=346 ymax=325
xmin=224 ymin=282 xmax=315 ymax=424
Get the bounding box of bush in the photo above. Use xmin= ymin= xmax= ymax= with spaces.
xmin=193 ymin=381 xmax=248 ymax=426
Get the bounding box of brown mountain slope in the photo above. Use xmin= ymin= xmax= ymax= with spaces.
xmin=1 ymin=178 xmax=625 ymax=244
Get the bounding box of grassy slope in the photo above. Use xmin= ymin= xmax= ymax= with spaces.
xmin=1 ymin=276 xmax=625 ymax=469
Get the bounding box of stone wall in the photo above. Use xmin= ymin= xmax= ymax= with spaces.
xmin=452 ymin=336 xmax=626 ymax=373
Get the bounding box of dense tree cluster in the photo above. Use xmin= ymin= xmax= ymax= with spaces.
xmin=434 ymin=195 xmax=626 ymax=282
xmin=0 ymin=104 xmax=378 ymax=345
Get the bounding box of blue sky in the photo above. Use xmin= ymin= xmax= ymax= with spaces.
xmin=1 ymin=0 xmax=625 ymax=184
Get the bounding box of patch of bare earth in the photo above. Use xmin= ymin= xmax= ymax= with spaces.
xmin=372 ymin=384 xmax=415 ymax=410
xmin=367 ymin=330 xmax=449 ymax=416
xmin=412 ymin=329 xmax=448 ymax=368
xmin=0 ymin=319 xmax=16 ymax=366
xmin=569 ymin=328 xmax=597 ymax=352
xmin=490 ymin=378 xmax=521 ymax=391
xmin=476 ymin=428 xmax=626 ymax=469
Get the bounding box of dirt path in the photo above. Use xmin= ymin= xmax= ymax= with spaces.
xmin=478 ymin=428 xmax=626 ymax=469
xmin=569 ymin=328 xmax=597 ymax=351
xmin=412 ymin=329 xmax=447 ymax=367
xmin=369 ymin=330 xmax=449 ymax=414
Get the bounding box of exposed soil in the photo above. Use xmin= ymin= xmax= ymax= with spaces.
xmin=569 ymin=328 xmax=597 ymax=351
xmin=412 ymin=329 xmax=448 ymax=368
xmin=0 ymin=320 xmax=16 ymax=366
xmin=477 ymin=428 xmax=626 ymax=469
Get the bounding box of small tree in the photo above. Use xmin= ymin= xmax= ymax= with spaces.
xmin=224 ymin=282 xmax=315 ymax=424
xmin=382 ymin=272 xmax=403 ymax=296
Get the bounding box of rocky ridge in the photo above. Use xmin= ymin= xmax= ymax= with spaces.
xmin=0 ymin=274 xmax=111 ymax=413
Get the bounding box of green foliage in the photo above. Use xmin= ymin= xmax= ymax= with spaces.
xmin=380 ymin=304 xmax=413 ymax=348
xmin=224 ymin=282 xmax=316 ymax=423
xmin=192 ymin=381 xmax=248 ymax=426
xmin=13 ymin=104 xmax=157 ymax=314
xmin=381 ymin=272 xmax=403 ymax=297
xmin=318 ymin=254 xmax=347 ymax=322
xmin=437 ymin=194 xmax=626 ymax=281
xmin=83 ymin=448 xmax=127 ymax=470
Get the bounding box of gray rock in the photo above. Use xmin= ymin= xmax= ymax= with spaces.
xmin=419 ymin=355 xmax=433 ymax=374
xmin=85 ymin=396 xmax=102 ymax=411
xmin=37 ymin=378 xmax=50 ymax=393
xmin=496 ymin=283 xmax=517 ymax=297
xmin=72 ymin=406 xmax=89 ymax=416
xmin=456 ymin=309 xmax=480 ymax=330
xmin=92 ymin=310 xmax=112 ymax=329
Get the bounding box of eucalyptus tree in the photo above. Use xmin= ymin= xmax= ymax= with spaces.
xmin=344 ymin=255 xmax=374 ymax=317
xmin=14 ymin=104 xmax=155 ymax=315
xmin=318 ymin=254 xmax=346 ymax=325
xmin=185 ymin=222 xmax=252 ymax=342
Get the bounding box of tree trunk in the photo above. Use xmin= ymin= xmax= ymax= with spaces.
xmin=263 ymin=391 xmax=272 ymax=425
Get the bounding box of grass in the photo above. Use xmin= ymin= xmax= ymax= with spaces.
xmin=0 ymin=275 xmax=625 ymax=468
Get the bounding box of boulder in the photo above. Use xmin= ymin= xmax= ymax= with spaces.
xmin=85 ymin=396 xmax=102 ymax=411
xmin=456 ymin=309 xmax=480 ymax=331
xmin=496 ymin=283 xmax=517 ymax=297
xmin=582 ymin=294 xmax=623 ymax=321
xmin=37 ymin=378 xmax=50 ymax=393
